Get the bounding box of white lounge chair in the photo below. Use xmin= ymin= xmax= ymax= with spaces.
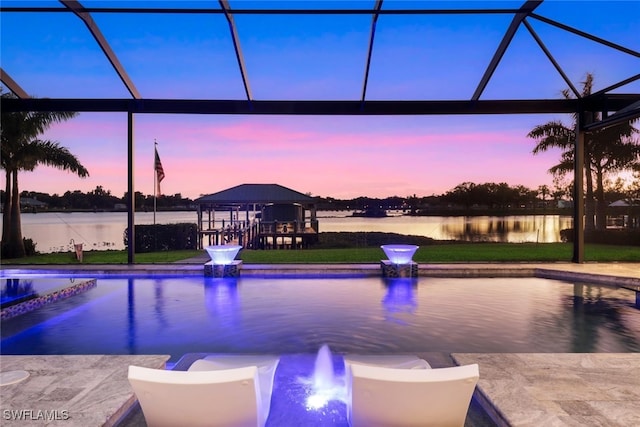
xmin=346 ymin=361 xmax=479 ymax=427
xmin=343 ymin=354 xmax=431 ymax=369
xmin=128 ymin=355 xmax=279 ymax=427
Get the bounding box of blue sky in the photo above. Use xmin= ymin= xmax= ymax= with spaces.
xmin=1 ymin=1 xmax=639 ymax=199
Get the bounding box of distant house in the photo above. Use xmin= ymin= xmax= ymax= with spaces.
xmin=20 ymin=197 xmax=48 ymax=211
xmin=557 ymin=200 xmax=572 ymax=209
xmin=609 ymin=199 xmax=640 ymax=207
xmin=608 ymin=199 xmax=640 ymax=229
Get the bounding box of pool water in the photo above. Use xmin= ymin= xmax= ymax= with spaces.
xmin=269 ymin=353 xmax=350 ymax=427
xmin=1 ymin=278 xmax=84 ymax=308
xmin=1 ymin=276 xmax=639 ymax=361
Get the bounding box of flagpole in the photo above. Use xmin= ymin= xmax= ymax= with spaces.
xmin=153 ymin=139 xmax=157 ymax=227
xmin=152 ymin=140 xmax=165 ymax=252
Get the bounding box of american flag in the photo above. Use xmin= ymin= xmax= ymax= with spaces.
xmin=155 ymin=146 xmax=165 ymax=196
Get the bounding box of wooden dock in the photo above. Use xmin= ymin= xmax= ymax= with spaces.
xmin=198 ymin=220 xmax=318 ymax=250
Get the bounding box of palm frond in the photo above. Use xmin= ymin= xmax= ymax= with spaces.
xmin=529 ymin=121 xmax=575 ymax=154
xmin=19 ymin=140 xmax=89 ymax=177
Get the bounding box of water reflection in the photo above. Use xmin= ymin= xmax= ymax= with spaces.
xmin=382 ymin=278 xmax=418 ymax=324
xmin=13 ymin=212 xmax=574 ymax=253
xmin=127 ymin=278 xmax=136 ymax=355
xmin=533 ymin=283 xmax=640 ymax=352
xmin=440 ymin=215 xmax=573 ymax=242
xmin=154 ymin=280 xmax=168 ymax=328
xmin=1 ymin=279 xmax=36 ymax=307
xmin=204 ymin=278 xmax=240 ymax=328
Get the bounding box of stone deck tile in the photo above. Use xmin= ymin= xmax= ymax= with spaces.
xmin=452 ymin=353 xmax=640 ymax=427
xmin=0 ymin=355 xmax=169 ymax=427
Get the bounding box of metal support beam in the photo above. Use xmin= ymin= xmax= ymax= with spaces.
xmin=127 ymin=112 xmax=135 ymax=264
xmin=5 ymin=96 xmax=638 ymax=115
xmin=572 ymin=115 xmax=585 ymax=263
xmin=523 ymin=19 xmax=580 ymax=98
xmin=530 ymin=13 xmax=640 ymax=58
xmin=584 ymin=99 xmax=640 ymax=132
xmin=60 ymin=0 xmax=141 ymax=99
xmin=0 ymin=6 xmax=525 ymax=15
xmin=590 ymin=74 xmax=640 ymax=98
xmin=361 ymin=0 xmax=383 ymax=104
xmin=219 ymin=0 xmax=253 ymax=102
xmin=0 ymin=68 xmax=30 ymax=99
xmin=472 ymin=0 xmax=542 ymax=101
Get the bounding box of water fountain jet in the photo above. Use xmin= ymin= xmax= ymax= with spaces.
xmin=313 ymin=344 xmax=336 ymax=390
xmin=300 ymin=345 xmax=348 ymax=411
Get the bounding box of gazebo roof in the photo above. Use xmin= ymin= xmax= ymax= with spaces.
xmin=195 ymin=184 xmax=316 ymax=205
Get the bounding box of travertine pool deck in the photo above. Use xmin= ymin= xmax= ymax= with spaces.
xmin=1 ymin=353 xmax=638 ymax=426
xmin=0 ymin=355 xmax=169 ymax=427
xmin=1 ymin=261 xmax=639 ymax=426
xmin=452 ymin=353 xmax=640 ymax=427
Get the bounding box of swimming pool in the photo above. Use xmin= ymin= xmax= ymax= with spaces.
xmin=2 ymin=275 xmax=638 ymax=361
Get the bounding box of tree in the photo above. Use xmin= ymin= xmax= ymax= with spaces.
xmin=537 ymin=185 xmax=550 ymax=209
xmin=628 ymin=171 xmax=640 ymax=201
xmin=551 ymin=173 xmax=573 ymax=206
xmin=406 ymin=194 xmax=419 ymax=215
xmin=528 ymin=73 xmax=640 ymax=230
xmin=1 ymin=92 xmax=89 ymax=258
xmin=589 ymin=123 xmax=640 ymax=228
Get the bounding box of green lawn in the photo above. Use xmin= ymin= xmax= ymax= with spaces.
xmin=241 ymin=243 xmax=640 ymax=263
xmin=1 ymin=249 xmax=204 ymax=265
xmin=2 ymin=243 xmax=639 ymax=264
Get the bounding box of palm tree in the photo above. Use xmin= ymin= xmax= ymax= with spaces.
xmin=589 ymin=123 xmax=640 ymax=228
xmin=1 ymin=92 xmax=89 ymax=258
xmin=537 ymin=184 xmax=550 ymax=209
xmin=528 ymin=73 xmax=640 ymax=230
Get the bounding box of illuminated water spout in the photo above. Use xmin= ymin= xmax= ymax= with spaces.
xmin=302 ymin=345 xmax=348 ymax=410
xmin=313 ymin=344 xmax=336 ymax=390
xmin=205 ymin=245 xmax=242 ymax=265
xmin=381 ymin=244 xmax=419 ymax=265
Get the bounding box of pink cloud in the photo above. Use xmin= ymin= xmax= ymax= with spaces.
xmin=8 ymin=113 xmax=565 ymax=200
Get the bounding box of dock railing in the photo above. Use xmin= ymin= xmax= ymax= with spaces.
xmin=198 ymin=219 xmax=318 ymax=249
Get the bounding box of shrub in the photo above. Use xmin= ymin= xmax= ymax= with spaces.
xmin=21 ymin=238 xmax=38 ymax=256
xmin=560 ymin=228 xmax=640 ymax=246
xmin=314 ymin=232 xmax=437 ymax=249
xmin=124 ymin=223 xmax=198 ymax=253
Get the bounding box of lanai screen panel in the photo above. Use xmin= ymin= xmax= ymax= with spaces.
xmin=1 ymin=0 xmax=638 ymax=105
xmin=88 ymin=5 xmax=248 ymax=99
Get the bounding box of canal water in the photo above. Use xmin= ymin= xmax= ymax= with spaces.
xmin=4 ymin=211 xmax=572 ymax=254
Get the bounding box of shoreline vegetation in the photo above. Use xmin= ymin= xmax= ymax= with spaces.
xmin=14 ymin=207 xmax=579 ymax=217
xmin=2 ymin=232 xmax=639 ymax=264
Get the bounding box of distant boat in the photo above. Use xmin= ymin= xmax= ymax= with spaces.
xmin=352 ymin=207 xmax=388 ymax=218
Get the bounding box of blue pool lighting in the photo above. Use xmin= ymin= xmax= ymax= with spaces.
xmin=268 ymin=352 xmax=349 ymax=426
xmin=304 ymin=345 xmax=348 ymax=410
xmin=2 ymin=275 xmax=638 ymax=359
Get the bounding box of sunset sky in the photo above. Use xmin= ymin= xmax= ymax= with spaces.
xmin=1 ymin=1 xmax=639 ymax=200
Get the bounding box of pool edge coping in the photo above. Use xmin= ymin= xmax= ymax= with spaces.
xmin=2 ymin=263 xmax=639 ymax=288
